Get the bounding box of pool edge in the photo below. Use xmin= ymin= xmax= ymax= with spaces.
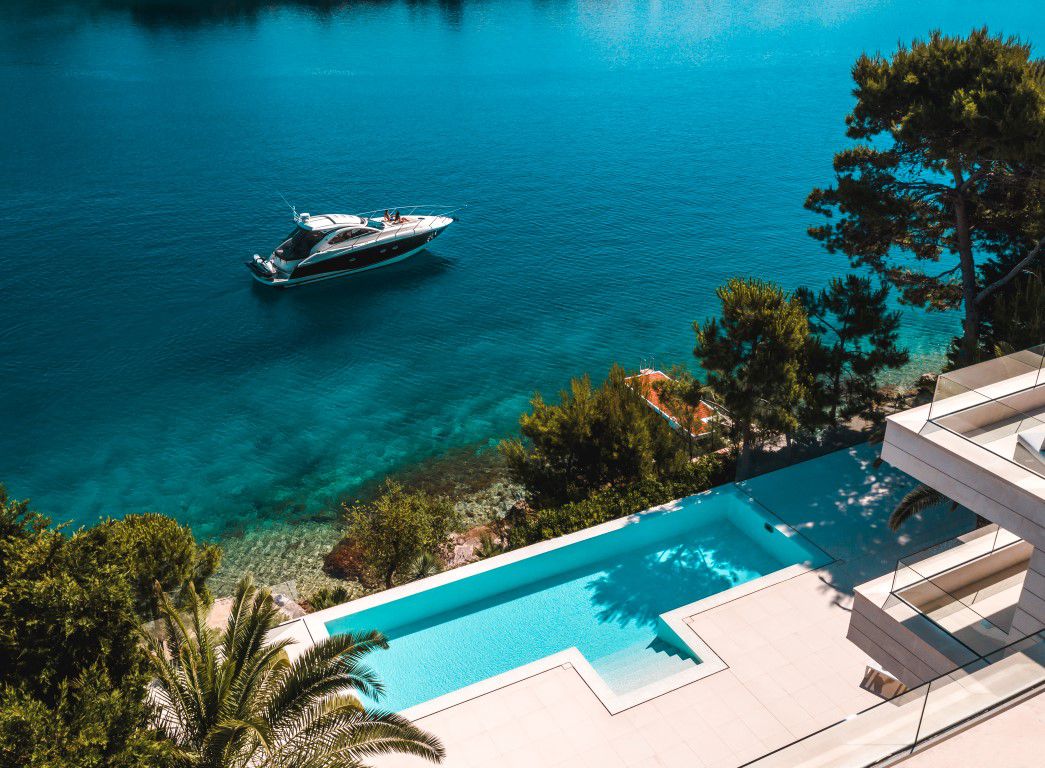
xmin=286 ymin=483 xmax=825 ymax=717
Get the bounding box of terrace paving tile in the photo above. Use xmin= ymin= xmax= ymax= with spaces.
xmin=683 ymin=731 xmax=736 ymax=767
xmin=608 ymin=731 xmax=657 ymax=765
xmin=575 ymin=750 xmax=627 ymax=768
xmin=736 ymin=672 xmax=790 ymax=702
xmin=637 ymin=717 xmax=683 ymax=750
xmin=651 ymin=741 xmax=705 ymax=768
xmin=714 ymin=716 xmax=763 ymax=754
xmin=533 ymin=730 xmax=578 ymax=764
xmin=498 ymin=751 xmax=535 ymax=768
xmin=761 ymin=694 xmax=822 ymax=737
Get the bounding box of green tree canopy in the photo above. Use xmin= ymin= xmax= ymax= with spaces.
xmin=0 ymin=665 xmax=172 ymax=768
xmin=0 ymin=488 xmax=141 ymax=704
xmin=75 ymin=513 xmax=222 ymax=615
xmin=981 ymin=262 xmax=1045 ymax=354
xmin=145 ymin=576 xmax=443 ymax=768
xmin=797 ymin=275 xmax=909 ymax=426
xmin=0 ymin=487 xmax=172 ymax=768
xmin=806 ymin=28 xmax=1045 ymax=365
xmin=693 ymin=277 xmax=809 ymax=477
xmin=500 ymin=364 xmax=690 ymax=509
xmin=342 ymin=481 xmax=458 ymax=589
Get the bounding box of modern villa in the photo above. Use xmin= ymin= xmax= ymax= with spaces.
xmin=271 ymin=347 xmax=1045 ymax=768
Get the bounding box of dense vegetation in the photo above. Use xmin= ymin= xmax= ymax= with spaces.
xmin=797 ymin=276 xmax=909 ymax=428
xmin=0 ymin=488 xmax=443 ymax=768
xmin=0 ymin=489 xmax=193 ymax=767
xmin=693 ymin=278 xmax=810 ymax=477
xmin=508 ymin=469 xmax=719 ymax=547
xmin=75 ymin=513 xmax=222 ymax=615
xmin=500 ymin=364 xmax=700 ymax=509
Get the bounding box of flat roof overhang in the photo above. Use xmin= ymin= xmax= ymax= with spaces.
xmin=882 ymin=401 xmax=1045 ymax=550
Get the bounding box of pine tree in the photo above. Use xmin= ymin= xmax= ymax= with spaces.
xmin=807 ymin=29 xmax=1045 ymax=366
xmin=797 ymin=275 xmax=909 ymax=426
xmin=693 ymin=278 xmax=808 ymax=478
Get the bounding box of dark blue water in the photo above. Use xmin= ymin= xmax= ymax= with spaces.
xmin=1 ymin=0 xmax=1039 ymax=537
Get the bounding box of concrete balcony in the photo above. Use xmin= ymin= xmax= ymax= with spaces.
xmin=849 ymin=526 xmax=1034 ymax=688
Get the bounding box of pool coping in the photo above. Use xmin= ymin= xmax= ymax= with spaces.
xmin=297 ymin=485 xmax=829 ymax=718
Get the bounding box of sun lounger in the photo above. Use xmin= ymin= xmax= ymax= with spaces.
xmin=1015 ymin=423 xmax=1045 ymax=471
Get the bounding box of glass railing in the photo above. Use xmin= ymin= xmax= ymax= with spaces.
xmin=925 ymin=345 xmax=1045 ymax=479
xmin=930 ymin=345 xmax=1045 ymax=413
xmin=739 ymin=629 xmax=1045 ymax=768
xmin=884 ymin=526 xmax=1029 ymax=657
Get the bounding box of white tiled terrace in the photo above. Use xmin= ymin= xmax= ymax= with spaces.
xmin=372 ymin=446 xmax=977 ymax=768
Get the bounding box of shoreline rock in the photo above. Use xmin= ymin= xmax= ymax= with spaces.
xmin=212 ymin=442 xmax=523 ymax=601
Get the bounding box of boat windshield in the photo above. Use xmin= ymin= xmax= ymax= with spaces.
xmin=327 ymin=228 xmax=373 ymax=246
xmin=277 ymin=227 xmax=327 ymax=260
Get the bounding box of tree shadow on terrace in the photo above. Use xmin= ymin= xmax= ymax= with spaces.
xmin=740 ymin=444 xmax=976 ymax=600
xmin=585 ymin=538 xmax=755 ymax=630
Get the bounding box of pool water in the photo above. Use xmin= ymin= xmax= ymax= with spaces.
xmin=323 ymin=486 xmax=825 ymax=711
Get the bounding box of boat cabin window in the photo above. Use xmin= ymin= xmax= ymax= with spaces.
xmin=327 ymin=228 xmax=372 ymax=246
xmin=277 ymin=228 xmax=327 ymax=260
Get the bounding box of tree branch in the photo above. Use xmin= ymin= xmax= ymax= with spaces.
xmin=956 ymin=167 xmax=991 ymax=194
xmin=931 ymin=264 xmax=962 ymax=280
xmin=975 ymin=234 xmax=1045 ymax=305
xmin=806 ymin=309 xmax=843 ymax=339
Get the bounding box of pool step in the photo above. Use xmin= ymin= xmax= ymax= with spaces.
xmin=592 ymin=637 xmax=698 ymax=694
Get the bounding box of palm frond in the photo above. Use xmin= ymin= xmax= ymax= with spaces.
xmin=888 ymin=484 xmax=953 ymax=530
xmin=145 ymin=578 xmax=441 ymax=768
xmin=273 ymin=708 xmax=444 ymax=768
xmin=323 ymin=710 xmax=445 ymax=765
xmin=266 ymin=631 xmax=389 ymax=731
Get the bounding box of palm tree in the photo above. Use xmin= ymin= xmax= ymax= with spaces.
xmin=888 ymin=484 xmax=957 ymax=531
xmin=143 ymin=575 xmax=444 ymax=768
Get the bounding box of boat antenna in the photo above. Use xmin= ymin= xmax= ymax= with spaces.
xmin=277 ymin=190 xmax=298 ymax=220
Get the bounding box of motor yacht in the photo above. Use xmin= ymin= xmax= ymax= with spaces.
xmin=247 ymin=207 xmax=454 ymax=287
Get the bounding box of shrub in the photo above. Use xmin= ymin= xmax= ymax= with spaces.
xmin=73 ymin=513 xmax=221 ymax=616
xmin=500 ymin=364 xmax=692 ymax=509
xmin=474 ymin=529 xmax=504 ymax=560
xmin=304 ymin=585 xmax=353 ymax=612
xmin=509 ymin=456 xmax=721 ymax=547
xmin=340 ymin=480 xmax=459 ymax=589
xmin=0 ymin=487 xmax=174 ymax=768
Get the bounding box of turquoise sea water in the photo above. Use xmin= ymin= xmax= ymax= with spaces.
xmin=0 ymin=1 xmax=1041 ymax=536
xmin=323 ymin=484 xmax=824 ymax=711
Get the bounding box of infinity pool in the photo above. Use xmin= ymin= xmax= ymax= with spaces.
xmin=321 ymin=486 xmax=826 ymax=712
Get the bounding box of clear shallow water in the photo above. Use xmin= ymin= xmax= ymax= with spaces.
xmin=0 ymin=0 xmax=1040 ymax=536
xmin=323 ymin=485 xmax=824 ymax=711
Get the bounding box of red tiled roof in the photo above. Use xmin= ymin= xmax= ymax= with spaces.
xmin=625 ymin=370 xmax=715 ymax=436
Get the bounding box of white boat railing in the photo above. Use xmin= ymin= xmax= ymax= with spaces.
xmin=296 ymin=205 xmax=462 ymax=266
xmin=354 ymin=203 xmax=466 ymax=222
